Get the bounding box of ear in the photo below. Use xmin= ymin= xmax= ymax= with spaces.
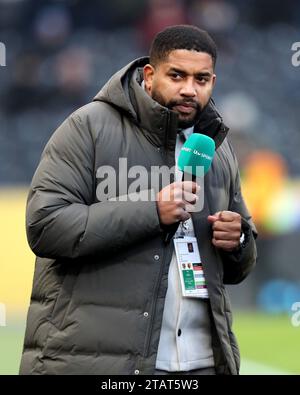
xmin=143 ymin=64 xmax=155 ymax=94
xmin=211 ymin=73 xmax=216 ymax=88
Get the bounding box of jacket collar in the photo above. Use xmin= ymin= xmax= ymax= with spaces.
xmin=93 ymin=56 xmax=229 ymax=151
xmin=128 ymin=66 xmax=178 ymax=151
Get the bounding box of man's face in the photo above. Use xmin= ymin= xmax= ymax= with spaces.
xmin=144 ymin=49 xmax=216 ymax=128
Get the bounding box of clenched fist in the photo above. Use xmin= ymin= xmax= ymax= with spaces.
xmin=208 ymin=211 xmax=242 ymax=252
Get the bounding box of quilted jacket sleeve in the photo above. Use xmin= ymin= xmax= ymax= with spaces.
xmin=221 ymin=147 xmax=258 ymax=285
xmin=26 ymin=112 xmax=161 ymax=259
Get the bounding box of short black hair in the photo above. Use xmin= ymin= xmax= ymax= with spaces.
xmin=149 ymin=25 xmax=217 ymax=68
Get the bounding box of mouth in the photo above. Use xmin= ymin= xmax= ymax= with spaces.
xmin=173 ymin=103 xmax=197 ymax=114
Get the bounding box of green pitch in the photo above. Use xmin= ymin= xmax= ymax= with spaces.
xmin=0 ymin=324 xmax=25 ymax=375
xmin=234 ymin=311 xmax=299 ymax=374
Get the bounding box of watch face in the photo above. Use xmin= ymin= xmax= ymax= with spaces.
xmin=240 ymin=232 xmax=245 ymax=243
xmin=240 ymin=232 xmax=247 ymax=247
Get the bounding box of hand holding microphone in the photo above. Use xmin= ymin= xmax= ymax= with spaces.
xmin=157 ymin=181 xmax=200 ymax=226
xmin=156 ymin=133 xmax=216 ymax=240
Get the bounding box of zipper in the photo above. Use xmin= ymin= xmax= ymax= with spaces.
xmin=222 ymin=289 xmax=239 ymax=374
xmin=190 ymin=213 xmax=233 ymax=374
xmin=164 ymin=112 xmax=170 ymax=151
xmin=143 ymin=111 xmax=175 ymax=357
xmin=143 ymin=245 xmax=169 ymax=358
xmin=164 ymin=111 xmax=176 ymax=171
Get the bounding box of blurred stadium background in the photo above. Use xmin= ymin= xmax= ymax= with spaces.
xmin=0 ymin=0 xmax=299 ymax=375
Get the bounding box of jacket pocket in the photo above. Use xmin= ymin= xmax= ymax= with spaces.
xmin=49 ymin=264 xmax=80 ymax=331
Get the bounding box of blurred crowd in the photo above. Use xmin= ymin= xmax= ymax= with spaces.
xmin=0 ymin=0 xmax=299 ymax=185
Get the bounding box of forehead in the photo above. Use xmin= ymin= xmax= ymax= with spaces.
xmin=159 ymin=49 xmax=214 ymax=73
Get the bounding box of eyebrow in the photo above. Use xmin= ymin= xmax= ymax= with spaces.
xmin=168 ymin=67 xmax=212 ymax=78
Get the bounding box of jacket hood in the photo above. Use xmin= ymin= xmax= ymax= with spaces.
xmin=93 ymin=57 xmax=229 ymax=149
xmin=93 ymin=57 xmax=145 ymax=120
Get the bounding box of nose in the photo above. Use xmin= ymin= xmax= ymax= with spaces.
xmin=179 ymin=79 xmax=197 ymax=97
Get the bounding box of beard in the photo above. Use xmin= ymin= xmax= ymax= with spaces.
xmin=151 ymin=89 xmax=204 ymax=129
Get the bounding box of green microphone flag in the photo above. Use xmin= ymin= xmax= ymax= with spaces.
xmin=178 ymin=133 xmax=215 ymax=177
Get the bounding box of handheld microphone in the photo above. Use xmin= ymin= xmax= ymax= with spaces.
xmin=178 ymin=133 xmax=215 ymax=179
xmin=164 ymin=133 xmax=216 ymax=243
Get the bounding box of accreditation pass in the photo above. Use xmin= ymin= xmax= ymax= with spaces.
xmin=174 ymin=236 xmax=209 ymax=298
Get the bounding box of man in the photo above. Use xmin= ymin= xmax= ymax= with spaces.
xmin=20 ymin=25 xmax=257 ymax=375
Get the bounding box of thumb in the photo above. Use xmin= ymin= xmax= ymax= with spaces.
xmin=207 ymin=211 xmax=222 ymax=223
xmin=207 ymin=215 xmax=218 ymax=223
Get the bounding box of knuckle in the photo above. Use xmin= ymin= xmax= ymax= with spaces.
xmin=175 ymin=207 xmax=183 ymax=217
xmin=175 ymin=200 xmax=184 ymax=208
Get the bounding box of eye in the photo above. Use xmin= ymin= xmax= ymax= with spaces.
xmin=196 ymin=76 xmax=209 ymax=84
xmin=197 ymin=77 xmax=207 ymax=84
xmin=170 ymin=72 xmax=182 ymax=80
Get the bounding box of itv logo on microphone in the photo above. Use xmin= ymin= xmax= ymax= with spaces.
xmin=0 ymin=42 xmax=6 ymax=66
xmin=291 ymin=42 xmax=300 ymax=67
